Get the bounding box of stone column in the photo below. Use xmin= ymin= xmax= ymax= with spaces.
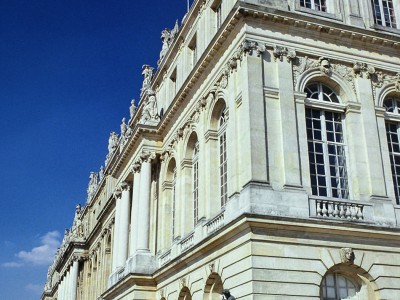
xmin=58 ymin=279 xmax=63 ymax=300
xmin=136 ymin=152 xmax=155 ymax=253
xmin=70 ymin=259 xmax=79 ymax=300
xmin=117 ymin=182 xmax=131 ymax=267
xmin=111 ymin=188 xmax=122 ymax=271
xmin=129 ymin=163 xmax=141 ymax=256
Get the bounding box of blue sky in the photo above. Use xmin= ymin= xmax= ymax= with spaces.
xmin=0 ymin=1 xmax=188 ymax=299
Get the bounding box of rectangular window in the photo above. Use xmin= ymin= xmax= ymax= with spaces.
xmin=189 ymin=35 xmax=197 ymax=68
xmin=372 ymin=0 xmax=398 ymax=28
xmin=306 ymin=108 xmax=348 ymax=198
xmin=300 ymin=0 xmax=327 ymax=12
xmin=216 ymin=2 xmax=222 ymax=29
xmin=170 ymin=68 xmax=177 ymax=96
xmin=386 ymin=122 xmax=400 ymax=203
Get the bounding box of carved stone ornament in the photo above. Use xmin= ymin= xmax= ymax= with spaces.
xmin=340 ymin=247 xmax=355 ymax=263
xmin=120 ymin=181 xmax=130 ymax=192
xmin=239 ymin=39 xmax=266 ymax=58
xmin=208 ymin=262 xmax=215 ymax=273
xmin=139 ymin=90 xmax=160 ymax=126
xmin=179 ymin=277 xmax=186 ymax=289
xmin=292 ymin=56 xmax=356 ymax=93
xmin=272 ymin=45 xmax=296 ymax=62
xmin=87 ymin=171 xmax=99 ymax=201
xmin=131 ymin=161 xmax=141 ymax=173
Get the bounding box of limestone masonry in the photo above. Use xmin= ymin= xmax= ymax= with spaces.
xmin=42 ymin=1 xmax=400 ymax=299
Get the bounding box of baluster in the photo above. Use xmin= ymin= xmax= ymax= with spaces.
xmin=351 ymin=205 xmax=357 ymax=219
xmin=333 ymin=203 xmax=339 ymax=217
xmin=328 ymin=202 xmax=333 ymax=217
xmin=339 ymin=203 xmax=345 ymax=218
xmin=357 ymin=206 xmax=363 ymax=220
xmin=316 ymin=201 xmax=322 ymax=216
xmin=321 ymin=202 xmax=328 ymax=217
xmin=345 ymin=204 xmax=352 ymax=219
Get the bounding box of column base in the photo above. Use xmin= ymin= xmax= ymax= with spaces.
xmin=126 ymin=252 xmax=156 ymax=275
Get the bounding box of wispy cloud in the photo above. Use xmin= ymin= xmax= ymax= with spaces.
xmin=25 ymin=283 xmax=43 ymax=295
xmin=2 ymin=231 xmax=60 ymax=268
xmin=1 ymin=261 xmax=23 ymax=268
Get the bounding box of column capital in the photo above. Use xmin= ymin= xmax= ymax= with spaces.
xmin=120 ymin=181 xmax=131 ymax=192
xmin=130 ymin=160 xmax=142 ymax=173
xmin=140 ymin=151 xmax=157 ymax=164
xmin=113 ymin=187 xmax=122 ymax=199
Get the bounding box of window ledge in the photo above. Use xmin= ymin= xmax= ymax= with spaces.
xmin=370 ymin=24 xmax=400 ymax=36
xmin=294 ymin=5 xmax=343 ymax=22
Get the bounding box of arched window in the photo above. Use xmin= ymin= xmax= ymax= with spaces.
xmin=193 ymin=141 xmax=199 ymax=225
xmin=321 ymin=273 xmax=360 ymax=300
xmin=218 ymin=109 xmax=228 ymax=207
xmin=305 ymin=82 xmax=349 ymax=198
xmin=383 ymin=96 xmax=400 ymax=204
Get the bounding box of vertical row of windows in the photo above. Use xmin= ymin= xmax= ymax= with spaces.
xmin=305 ymin=83 xmax=349 ymax=199
xmin=372 ymin=0 xmax=398 ymax=28
xmin=219 ymin=111 xmax=228 ymax=207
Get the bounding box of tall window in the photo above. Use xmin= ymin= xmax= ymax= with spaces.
xmin=189 ymin=35 xmax=197 ymax=68
xmin=300 ymin=0 xmax=327 ymax=11
xmin=321 ymin=273 xmax=359 ymax=300
xmin=372 ymin=0 xmax=398 ymax=28
xmin=383 ymin=97 xmax=400 ymax=204
xmin=172 ymin=167 xmax=177 ymax=240
xmin=219 ymin=110 xmax=228 ymax=206
xmin=305 ymin=83 xmax=349 ymax=198
xmin=193 ymin=142 xmax=199 ymax=225
xmin=216 ymin=2 xmax=222 ymax=29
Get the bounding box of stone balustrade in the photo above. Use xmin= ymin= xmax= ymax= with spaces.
xmin=179 ymin=232 xmax=195 ymax=252
xmin=205 ymin=211 xmax=225 ymax=235
xmin=315 ymin=199 xmax=364 ymax=220
xmin=159 ymin=249 xmax=172 ymax=267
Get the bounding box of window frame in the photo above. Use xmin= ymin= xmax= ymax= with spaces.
xmin=294 ymin=0 xmax=343 ymax=21
xmin=371 ymin=0 xmax=400 ymax=30
xmin=383 ymin=97 xmax=400 ymax=204
xmin=218 ymin=109 xmax=228 ymax=207
xmin=305 ymin=82 xmax=350 ymax=199
xmin=320 ymin=272 xmax=360 ymax=300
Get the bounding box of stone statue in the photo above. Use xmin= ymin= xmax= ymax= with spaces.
xmin=129 ymin=99 xmax=137 ymax=120
xmin=120 ymin=117 xmax=127 ymax=136
xmin=99 ymin=165 xmax=104 ymax=181
xmin=107 ymin=132 xmax=119 ymax=154
xmin=139 ymin=92 xmax=160 ymax=125
xmin=222 ymin=289 xmax=236 ymax=300
xmin=87 ymin=172 xmax=98 ymax=200
xmin=141 ymin=65 xmax=154 ymax=93
xmin=158 ymin=20 xmax=179 ymax=65
xmin=159 ymin=29 xmax=171 ymax=61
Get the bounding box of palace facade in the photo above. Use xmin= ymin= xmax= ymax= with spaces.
xmin=42 ymin=1 xmax=400 ymax=299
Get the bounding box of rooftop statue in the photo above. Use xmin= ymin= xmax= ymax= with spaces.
xmin=139 ymin=90 xmax=160 ymax=126
xmin=120 ymin=117 xmax=127 ymax=137
xmin=158 ymin=20 xmax=179 ymax=65
xmin=141 ymin=65 xmax=154 ymax=94
xmin=129 ymin=99 xmax=137 ymax=120
xmin=87 ymin=172 xmax=99 ymax=201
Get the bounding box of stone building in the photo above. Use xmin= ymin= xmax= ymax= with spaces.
xmin=42 ymin=0 xmax=400 ymax=299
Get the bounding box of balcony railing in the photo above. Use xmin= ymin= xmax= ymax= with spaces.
xmin=314 ymin=199 xmax=364 ymax=220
